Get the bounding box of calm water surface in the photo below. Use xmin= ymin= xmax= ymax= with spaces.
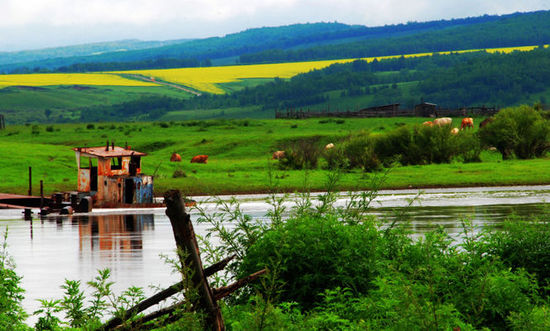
xmin=1 ymin=185 xmax=549 ymax=322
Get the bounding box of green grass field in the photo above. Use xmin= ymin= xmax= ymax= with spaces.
xmin=1 ymin=118 xmax=549 ymax=197
xmin=0 ymin=84 xmax=194 ymax=123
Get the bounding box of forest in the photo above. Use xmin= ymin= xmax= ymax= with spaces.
xmin=170 ymin=47 xmax=550 ymax=114
xmin=239 ymin=10 xmax=550 ymax=64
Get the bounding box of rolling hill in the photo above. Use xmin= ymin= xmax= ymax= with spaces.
xmin=2 ymin=10 xmax=549 ymax=73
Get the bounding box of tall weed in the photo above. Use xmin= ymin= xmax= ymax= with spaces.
xmin=0 ymin=229 xmax=27 ymax=330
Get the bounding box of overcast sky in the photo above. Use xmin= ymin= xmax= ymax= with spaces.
xmin=1 ymin=0 xmax=549 ymax=52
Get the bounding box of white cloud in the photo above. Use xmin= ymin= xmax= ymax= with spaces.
xmin=0 ymin=0 xmax=549 ymax=51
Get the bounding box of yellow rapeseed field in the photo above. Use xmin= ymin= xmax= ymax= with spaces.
xmin=0 ymin=44 xmax=547 ymax=92
xmin=115 ymin=44 xmax=549 ymax=94
xmin=0 ymin=73 xmax=158 ymax=89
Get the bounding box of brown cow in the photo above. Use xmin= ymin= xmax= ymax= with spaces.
xmin=422 ymin=121 xmax=434 ymax=127
xmin=272 ymin=150 xmax=285 ymax=160
xmin=190 ymin=155 xmax=208 ymax=163
xmin=479 ymin=117 xmax=495 ymax=128
xmin=461 ymin=117 xmax=474 ymax=129
xmin=433 ymin=117 xmax=452 ymax=127
xmin=170 ymin=153 xmax=182 ymax=162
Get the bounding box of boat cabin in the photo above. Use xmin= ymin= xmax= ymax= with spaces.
xmin=73 ymin=143 xmax=153 ymax=207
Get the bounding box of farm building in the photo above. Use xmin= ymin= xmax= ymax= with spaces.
xmin=414 ymin=102 xmax=438 ymax=117
xmin=73 ymin=143 xmax=153 ymax=207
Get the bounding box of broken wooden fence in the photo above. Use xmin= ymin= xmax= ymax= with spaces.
xmin=101 ymin=190 xmax=266 ymax=330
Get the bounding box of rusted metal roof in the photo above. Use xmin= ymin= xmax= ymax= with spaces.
xmin=73 ymin=146 xmax=147 ymax=158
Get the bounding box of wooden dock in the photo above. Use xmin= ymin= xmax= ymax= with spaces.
xmin=0 ymin=193 xmax=47 ymax=209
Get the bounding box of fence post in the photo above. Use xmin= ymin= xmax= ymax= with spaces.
xmin=164 ymin=190 xmax=225 ymax=331
xmin=28 ymin=167 xmax=32 ymax=196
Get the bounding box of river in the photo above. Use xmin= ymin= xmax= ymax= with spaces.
xmin=0 ymin=185 xmax=549 ymax=324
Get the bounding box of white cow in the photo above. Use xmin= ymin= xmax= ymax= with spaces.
xmin=433 ymin=117 xmax=452 ymax=127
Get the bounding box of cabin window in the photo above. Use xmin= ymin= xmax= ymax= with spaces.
xmin=80 ymin=157 xmax=97 ymax=169
xmin=111 ymin=157 xmax=123 ymax=170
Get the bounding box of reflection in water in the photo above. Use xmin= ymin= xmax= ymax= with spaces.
xmin=373 ymin=203 xmax=550 ymax=234
xmin=76 ymin=214 xmax=154 ymax=252
xmin=1 ymin=212 xmax=175 ymax=323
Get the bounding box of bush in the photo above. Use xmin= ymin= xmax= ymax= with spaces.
xmin=375 ymin=126 xmax=411 ymax=166
xmin=479 ymin=105 xmax=550 ymax=159
xmin=342 ymin=132 xmax=381 ymax=171
xmin=456 ymin=130 xmax=482 ymax=162
xmin=374 ymin=125 xmax=472 ymax=166
xmin=173 ymin=169 xmax=187 ymax=178
xmin=238 ymin=215 xmax=381 ymax=309
xmin=485 ymin=219 xmax=550 ymax=289
xmin=277 ymin=137 xmax=322 ymax=170
xmin=31 ymin=125 xmax=40 ymax=135
xmin=322 ymin=145 xmax=347 ymax=170
xmin=411 ymin=125 xmax=457 ymax=164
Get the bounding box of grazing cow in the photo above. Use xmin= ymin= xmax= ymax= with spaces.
xmin=433 ymin=117 xmax=452 ymax=127
xmin=272 ymin=150 xmax=285 ymax=160
xmin=450 ymin=128 xmax=459 ymax=135
xmin=170 ymin=153 xmax=182 ymax=162
xmin=325 ymin=143 xmax=335 ymax=150
xmin=461 ymin=117 xmax=474 ymax=130
xmin=479 ymin=117 xmax=495 ymax=128
xmin=422 ymin=121 xmax=434 ymax=127
xmin=190 ymin=155 xmax=208 ymax=163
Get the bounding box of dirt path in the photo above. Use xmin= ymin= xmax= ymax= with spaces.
xmin=127 ymin=74 xmax=202 ymax=96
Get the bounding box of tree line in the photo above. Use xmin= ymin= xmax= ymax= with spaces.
xmin=173 ymin=47 xmax=550 ymax=113
xmin=239 ymin=11 xmax=550 ymax=64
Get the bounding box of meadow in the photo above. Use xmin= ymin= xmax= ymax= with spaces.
xmin=0 ymin=117 xmax=549 ymax=196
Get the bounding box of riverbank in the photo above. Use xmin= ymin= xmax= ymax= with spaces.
xmin=1 ymin=118 xmax=549 ymax=196
xmin=152 ymin=156 xmax=550 ymax=196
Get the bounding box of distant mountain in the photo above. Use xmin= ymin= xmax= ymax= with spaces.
xmin=2 ymin=10 xmax=550 ymax=73
xmin=0 ymin=39 xmax=191 ymax=67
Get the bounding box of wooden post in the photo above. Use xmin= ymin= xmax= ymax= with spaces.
xmin=40 ymin=180 xmax=44 ymax=210
xmin=101 ymin=255 xmax=235 ymax=330
xmin=164 ymin=190 xmax=225 ymax=331
xmin=28 ymin=167 xmax=32 ymax=196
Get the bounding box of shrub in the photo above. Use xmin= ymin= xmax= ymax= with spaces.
xmin=322 ymin=145 xmax=347 ymax=169
xmin=479 ymin=105 xmax=550 ymax=159
xmin=412 ymin=125 xmax=457 ymax=164
xmin=238 ymin=215 xmax=381 ymax=309
xmin=456 ymin=130 xmax=482 ymax=162
xmin=508 ymin=306 xmax=550 ymax=331
xmin=173 ymin=169 xmax=187 ymax=178
xmin=485 ymin=219 xmax=550 ymax=289
xmin=86 ymin=124 xmax=95 ymax=130
xmin=375 ymin=126 xmax=411 ymax=166
xmin=342 ymin=132 xmax=381 ymax=171
xmin=31 ymin=125 xmax=40 ymax=135
xmin=277 ymin=137 xmax=322 ymax=170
